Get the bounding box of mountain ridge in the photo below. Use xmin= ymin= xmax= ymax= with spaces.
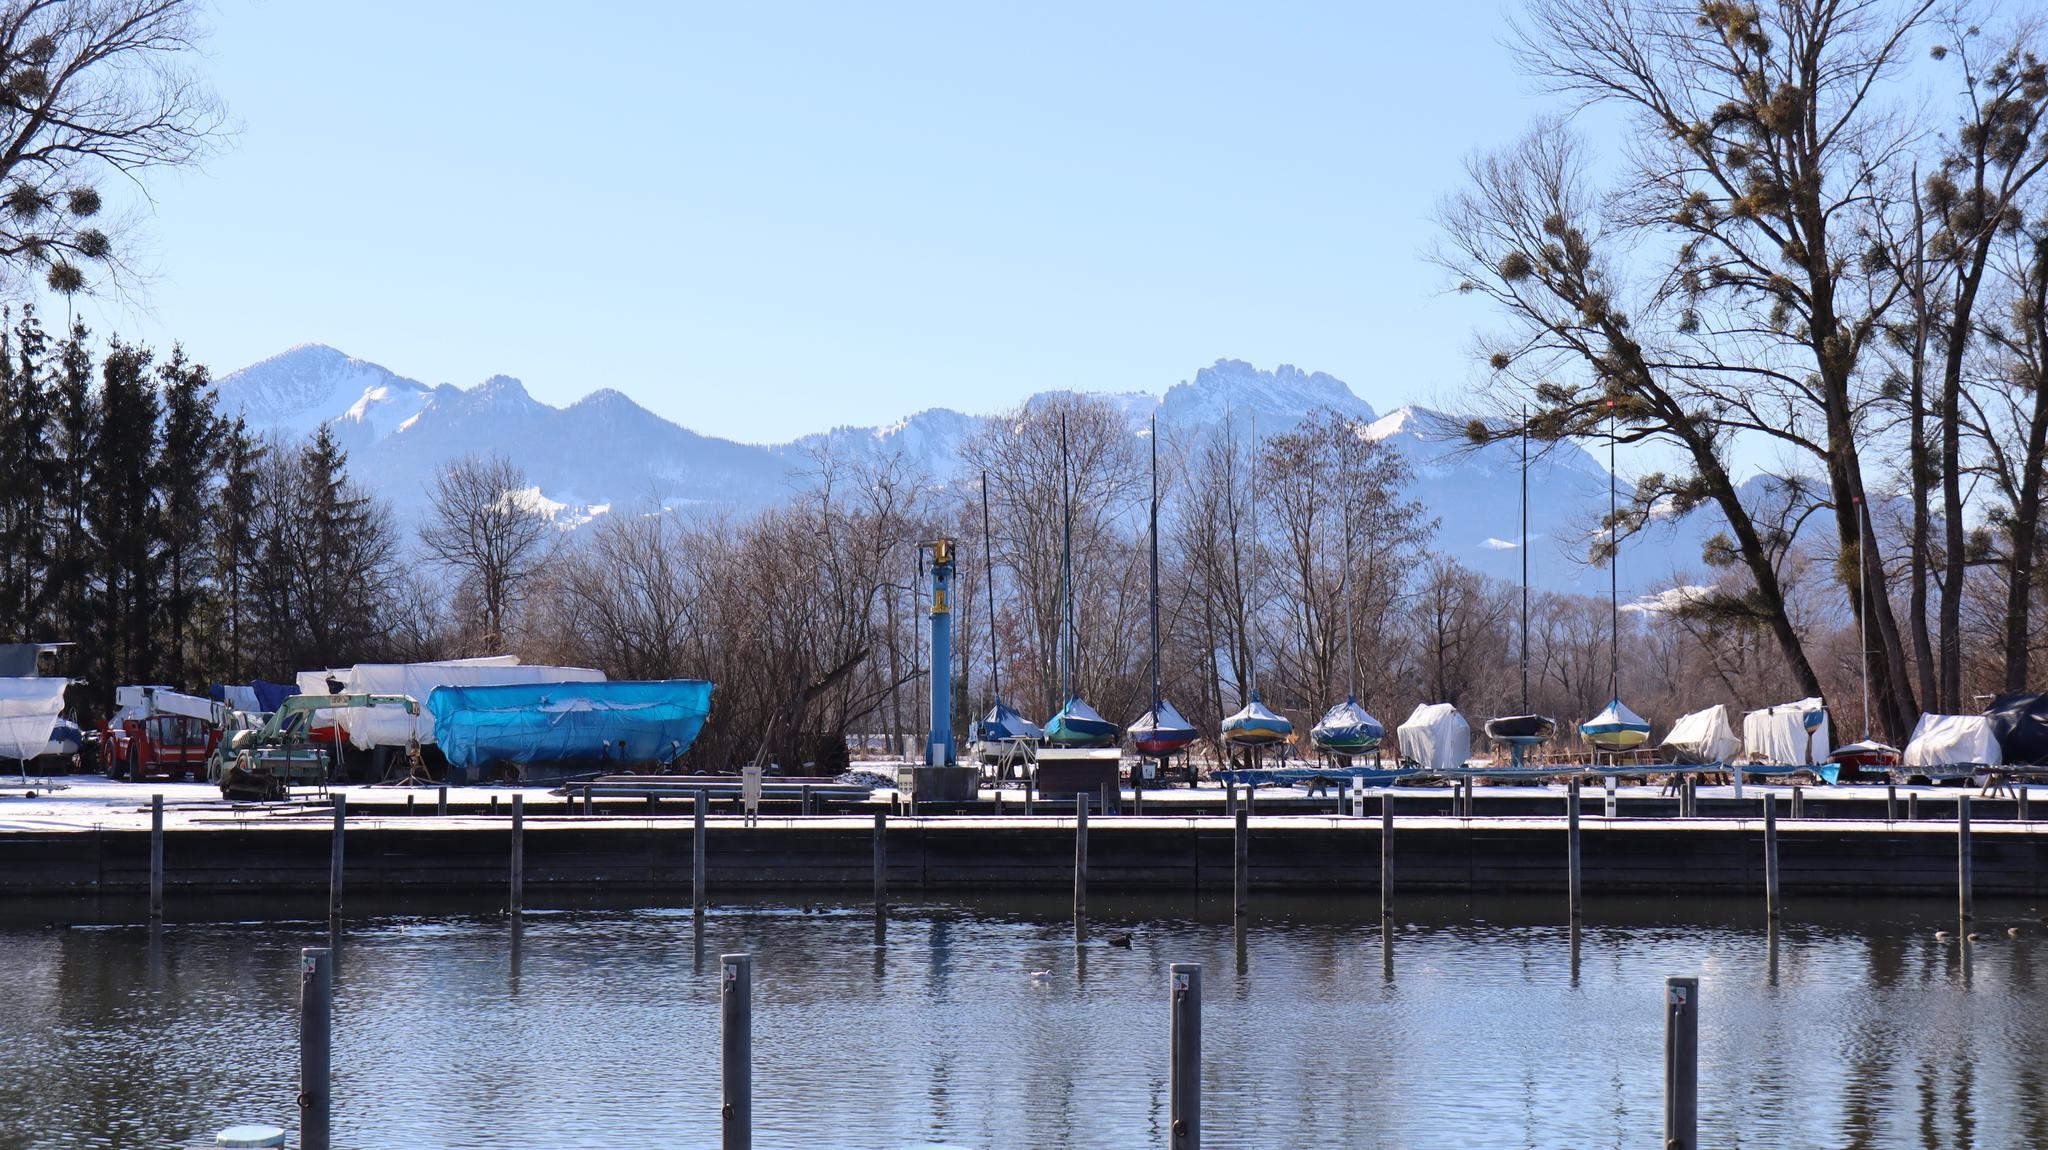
xmin=211 ymin=345 xmax=1708 ymax=595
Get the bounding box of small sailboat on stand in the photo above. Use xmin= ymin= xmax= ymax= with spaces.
xmin=1577 ymin=400 xmax=1654 ymax=763
xmin=1486 ymin=406 xmax=1556 ymax=770
xmin=1311 ymin=497 xmax=1385 ymax=764
xmin=1036 ymin=413 xmax=1122 ymax=802
xmin=970 ymin=471 xmax=1043 ymax=775
xmin=1127 ymin=416 xmax=1198 ymax=775
xmin=1218 ymin=415 xmax=1294 ymax=777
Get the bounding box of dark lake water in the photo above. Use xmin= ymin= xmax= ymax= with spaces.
xmin=0 ymin=891 xmax=2041 ymax=1149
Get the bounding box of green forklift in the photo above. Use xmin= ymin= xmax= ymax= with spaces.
xmin=209 ymin=692 xmax=420 ymax=801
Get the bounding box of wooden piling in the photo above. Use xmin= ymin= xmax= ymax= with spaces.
xmin=1233 ymin=806 xmax=1249 ymax=919
xmin=299 ymin=947 xmax=333 ymax=1150
xmin=2021 ymin=787 xmax=2031 ymax=823
xmin=1604 ymin=776 xmax=1617 ymax=818
xmin=1225 ymin=781 xmax=1237 ymax=819
xmin=1568 ymin=782 xmax=1582 ymax=921
xmin=873 ymin=811 xmax=887 ymax=915
xmin=149 ymin=794 xmax=164 ymax=920
xmin=1764 ymin=793 xmax=1780 ymax=921
xmin=1664 ymin=976 xmax=1699 ymax=1150
xmin=1792 ymin=784 xmax=1804 ymax=820
xmin=1074 ymin=792 xmax=1089 ymax=935
xmin=1379 ymin=793 xmax=1393 ymax=920
xmin=693 ymin=790 xmax=708 ymax=915
xmin=1959 ymin=794 xmax=1973 ymax=924
xmin=328 ymin=795 xmax=345 ymax=920
xmin=510 ymin=794 xmax=524 ymax=914
xmin=437 ymin=785 xmax=448 ymax=816
xmin=1909 ymin=791 xmax=1920 ymax=821
xmin=1170 ymin=963 xmax=1201 ymax=1150
xmin=721 ymin=953 xmax=752 ymax=1150
xmin=1886 ymin=783 xmax=1897 ymax=822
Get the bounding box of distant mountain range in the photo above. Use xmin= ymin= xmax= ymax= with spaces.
xmin=212 ymin=346 xmax=1724 ymax=596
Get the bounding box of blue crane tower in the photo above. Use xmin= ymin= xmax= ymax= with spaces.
xmin=924 ymin=537 xmax=956 ymax=766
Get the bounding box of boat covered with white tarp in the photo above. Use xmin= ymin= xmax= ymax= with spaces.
xmin=311 ymin=657 xmax=605 ymax=749
xmin=0 ymin=677 xmax=68 ymax=762
xmin=1398 ymin=703 xmax=1471 ymax=772
xmin=1741 ymin=698 xmax=1831 ymax=765
xmin=1660 ymin=705 xmax=1739 ymax=764
xmin=1902 ymin=713 xmax=2001 ymax=770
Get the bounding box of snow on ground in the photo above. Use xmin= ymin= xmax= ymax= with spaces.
xmin=0 ymin=774 xmax=2031 ymax=834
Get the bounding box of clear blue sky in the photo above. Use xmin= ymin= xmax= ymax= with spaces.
xmin=80 ymin=0 xmax=1547 ymax=444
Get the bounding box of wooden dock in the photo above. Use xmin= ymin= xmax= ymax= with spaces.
xmin=1 ymin=809 xmax=2041 ymax=899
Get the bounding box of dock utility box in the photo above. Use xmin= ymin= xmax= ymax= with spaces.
xmin=1032 ymin=747 xmax=1121 ymax=797
xmin=894 ymin=764 xmax=979 ymax=802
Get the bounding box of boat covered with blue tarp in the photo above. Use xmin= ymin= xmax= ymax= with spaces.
xmin=975 ymin=700 xmax=1043 ymax=744
xmin=1222 ymin=694 xmax=1292 ymax=747
xmin=429 ymin=679 xmax=714 ymax=783
xmin=1310 ymin=696 xmax=1383 ymax=755
xmin=1044 ymin=696 xmax=1117 ymax=747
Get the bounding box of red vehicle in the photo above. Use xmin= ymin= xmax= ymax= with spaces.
xmin=103 ymin=686 xmax=225 ymax=782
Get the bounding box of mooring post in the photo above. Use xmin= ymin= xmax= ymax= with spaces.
xmin=437 ymin=785 xmax=448 ymax=816
xmin=492 ymin=794 xmax=500 ymax=815
xmin=328 ymin=794 xmax=345 ymax=921
xmin=1225 ymin=781 xmax=1237 ymax=819
xmin=1664 ymin=976 xmax=1699 ymax=1150
xmin=721 ymin=953 xmax=752 ymax=1150
xmin=801 ymin=784 xmax=813 ymax=816
xmin=873 ymin=811 xmax=888 ymax=914
xmin=1792 ymin=784 xmax=1804 ymax=820
xmin=149 ymin=793 xmax=164 ymax=920
xmin=1170 ymin=963 xmax=1201 ymax=1150
xmin=299 ymin=947 xmax=332 ymax=1150
xmin=1233 ymin=806 xmax=1249 ymax=919
xmin=1100 ymin=780 xmax=1114 ymax=817
xmin=1605 ymin=775 xmax=1618 ymax=818
xmin=509 ymin=794 xmax=524 ymax=914
xmin=1959 ymin=794 xmax=1973 ymax=924
xmin=1568 ymin=783 xmax=1583 ymax=921
xmin=1910 ymin=791 xmax=1920 ymax=821
xmin=1379 ymin=792 xmax=1394 ymax=920
xmin=1245 ymin=784 xmax=1256 ymax=818
xmin=1764 ymin=793 xmax=1780 ymax=921
xmin=1074 ymin=792 xmax=1089 ymax=933
xmin=2020 ymin=786 xmax=2031 ymax=823
xmin=694 ymin=789 xmax=709 ymax=915
xmin=1887 ymin=783 xmax=1897 ymax=823
xmin=1024 ymin=768 xmax=1034 ymax=815
xmin=406 ymin=793 xmax=416 ymax=816
xmin=583 ymin=788 xmax=593 ymax=817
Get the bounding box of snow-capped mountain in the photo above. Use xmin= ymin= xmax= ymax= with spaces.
xmin=209 ymin=346 xmax=1721 ymax=593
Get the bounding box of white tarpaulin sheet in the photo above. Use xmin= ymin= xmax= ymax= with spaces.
xmin=332 ymin=659 xmax=604 ymax=749
xmin=1397 ymin=703 xmax=1471 ymax=771
xmin=1903 ymin=713 xmax=2002 ymax=768
xmin=1662 ymin=704 xmax=1740 ymax=764
xmin=1742 ymin=698 xmax=1830 ymax=765
xmin=0 ymin=677 xmax=67 ymax=761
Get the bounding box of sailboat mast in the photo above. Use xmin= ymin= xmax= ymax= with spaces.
xmin=982 ymin=470 xmax=1000 ymax=703
xmin=1060 ymin=412 xmax=1074 ymax=706
xmin=1608 ymin=401 xmax=1618 ymax=701
xmin=1521 ymin=405 xmax=1530 ymax=712
xmin=1857 ymin=494 xmax=1871 ymax=740
xmin=1149 ymin=414 xmax=1161 ymax=721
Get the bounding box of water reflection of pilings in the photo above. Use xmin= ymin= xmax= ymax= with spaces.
xmin=1568 ymin=923 xmax=1580 ymax=987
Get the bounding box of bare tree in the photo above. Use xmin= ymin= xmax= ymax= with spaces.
xmin=0 ymin=0 xmax=226 ymax=296
xmin=417 ymin=454 xmax=555 ymax=653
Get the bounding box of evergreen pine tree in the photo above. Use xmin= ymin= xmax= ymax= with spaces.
xmin=153 ymin=346 xmax=222 ymax=686
xmin=46 ymin=320 xmax=99 ymax=676
xmin=88 ymin=340 xmax=162 ymax=702
xmin=0 ymin=307 xmax=53 ymax=638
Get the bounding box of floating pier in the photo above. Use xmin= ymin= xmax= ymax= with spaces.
xmin=4 ymin=787 xmax=2046 ymax=900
